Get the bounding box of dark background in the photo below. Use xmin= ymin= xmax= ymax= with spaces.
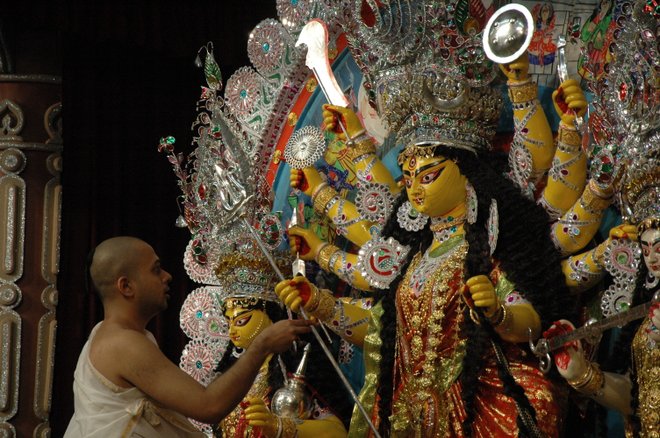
xmin=3 ymin=1 xmax=278 ymax=435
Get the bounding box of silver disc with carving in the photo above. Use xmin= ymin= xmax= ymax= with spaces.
xmin=284 ymin=125 xmax=325 ymax=169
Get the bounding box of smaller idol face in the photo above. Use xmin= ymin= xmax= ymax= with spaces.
xmin=402 ymin=154 xmax=467 ymax=217
xmin=224 ymin=304 xmax=272 ymax=349
xmin=640 ymin=228 xmax=660 ymax=280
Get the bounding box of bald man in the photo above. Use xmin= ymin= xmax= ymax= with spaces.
xmin=64 ymin=236 xmax=312 ymax=437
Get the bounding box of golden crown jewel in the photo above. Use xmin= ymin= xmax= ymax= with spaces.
xmin=333 ymin=0 xmax=503 ymax=152
xmin=213 ymin=240 xmax=291 ymax=307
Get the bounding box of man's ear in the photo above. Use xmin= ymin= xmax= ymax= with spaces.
xmin=117 ymin=276 xmax=134 ymax=297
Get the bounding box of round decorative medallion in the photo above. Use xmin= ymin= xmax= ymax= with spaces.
xmin=284 ymin=125 xmax=325 ymax=169
xmin=357 ymin=237 xmax=410 ymax=289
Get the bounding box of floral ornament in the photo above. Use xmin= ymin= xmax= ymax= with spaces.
xmin=357 ymin=236 xmax=410 ymax=289
xmin=356 ymin=181 xmax=395 ymax=225
xmin=179 ymin=286 xmax=229 ymax=343
xmin=183 ymin=238 xmax=222 ymax=285
xmin=487 ymin=199 xmax=499 ymax=256
xmin=397 ymin=201 xmax=429 ymax=231
xmin=284 ymin=125 xmax=326 ymax=169
xmin=225 ymin=66 xmax=261 ymax=118
xmin=600 ymin=238 xmax=642 ymax=317
xmin=466 ymin=181 xmax=478 ymax=224
xmin=179 ymin=338 xmax=221 ymax=386
xmin=247 ymin=19 xmax=287 ymax=73
xmin=257 ymin=212 xmax=284 ymax=250
xmin=275 ymin=0 xmax=316 ymax=29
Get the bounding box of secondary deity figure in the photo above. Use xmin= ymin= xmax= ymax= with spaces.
xmin=209 ymin=244 xmax=351 ymax=437
xmin=546 ymin=1 xmax=659 ymax=435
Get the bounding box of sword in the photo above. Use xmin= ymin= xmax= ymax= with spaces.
xmin=296 ymin=19 xmax=352 ymax=140
xmin=530 ymin=292 xmax=659 ymax=373
xmin=556 ymin=35 xmax=585 ymax=133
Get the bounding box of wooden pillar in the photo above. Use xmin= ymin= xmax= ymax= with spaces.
xmin=0 ymin=74 xmax=62 ymax=437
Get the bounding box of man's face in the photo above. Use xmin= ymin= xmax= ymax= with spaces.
xmin=402 ymin=154 xmax=467 ymax=217
xmin=641 ymin=228 xmax=660 ymax=279
xmin=132 ymin=243 xmax=172 ymax=316
xmin=224 ymin=302 xmax=272 ymax=349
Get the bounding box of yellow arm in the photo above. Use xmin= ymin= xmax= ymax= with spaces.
xmin=297 ymin=415 xmax=347 ymax=437
xmin=502 ymin=55 xmax=554 ymax=187
xmin=244 ymin=397 xmax=347 ymax=437
xmin=466 ymin=274 xmax=541 ymax=343
xmin=289 ymin=227 xmax=374 ymax=291
xmin=561 ymin=247 xmax=606 ymax=292
xmin=538 ymin=122 xmax=587 ymax=218
xmin=551 ymin=180 xmax=613 ymax=256
xmin=276 ymin=277 xmax=372 ymax=347
xmin=561 ymin=224 xmax=638 ymax=291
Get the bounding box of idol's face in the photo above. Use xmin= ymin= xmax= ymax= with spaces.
xmin=641 ymin=228 xmax=660 ymax=279
xmin=224 ymin=303 xmax=272 ymax=349
xmin=402 ymin=154 xmax=467 ymax=217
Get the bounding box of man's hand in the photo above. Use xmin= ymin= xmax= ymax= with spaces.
xmin=251 ymin=319 xmax=313 ymax=354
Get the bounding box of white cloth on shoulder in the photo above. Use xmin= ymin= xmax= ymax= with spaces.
xmin=64 ymin=323 xmax=205 ymax=438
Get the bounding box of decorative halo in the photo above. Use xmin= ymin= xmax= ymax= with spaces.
xmin=356 ymin=181 xmax=395 ymax=224
xmin=284 ymin=125 xmax=325 ymax=169
xmin=396 ymin=201 xmax=428 ymax=231
xmin=179 ymin=338 xmax=222 ymax=386
xmin=257 ymin=212 xmax=284 ymax=250
xmin=225 ymin=66 xmax=261 ymax=118
xmin=179 ymin=286 xmax=229 ymax=342
xmin=600 ymin=284 xmax=633 ymax=318
xmin=183 ymin=239 xmax=222 ymax=285
xmin=248 ymin=19 xmax=287 ymax=73
xmin=482 ymin=3 xmax=534 ymax=64
xmin=602 ymin=238 xmax=641 ymax=281
xmin=276 ymin=0 xmax=315 ymax=30
xmin=357 ymin=237 xmax=410 ymax=289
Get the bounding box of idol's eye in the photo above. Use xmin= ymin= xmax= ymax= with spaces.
xmin=420 ymin=167 xmax=443 ymax=184
xmin=404 ymin=177 xmax=413 ymax=188
xmin=234 ymin=313 xmax=252 ymax=327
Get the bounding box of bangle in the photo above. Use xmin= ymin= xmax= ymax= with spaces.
xmin=347 ymin=131 xmax=369 ymax=144
xmin=581 ymin=181 xmax=613 ymax=213
xmin=588 ymin=179 xmax=613 ymax=199
xmin=314 ymin=242 xmax=329 ymax=261
xmin=312 ymin=185 xmax=337 ymax=215
xmin=493 ymin=304 xmax=513 ymax=332
xmin=508 ymin=81 xmax=537 ymax=104
xmin=310 ymin=182 xmax=328 ymax=200
xmin=568 ymin=362 xmax=605 ymax=396
xmin=567 ymin=361 xmax=593 ymax=387
xmin=274 ymin=416 xmax=283 ymax=438
xmin=315 ymin=289 xmax=337 ymax=321
xmin=349 ymin=139 xmax=376 ymax=162
xmin=304 ymin=286 xmax=322 ymax=313
xmin=280 ymin=417 xmax=297 ymax=437
xmin=488 ymin=304 xmax=505 ymax=326
xmin=317 ymin=244 xmax=340 ymax=272
xmin=558 ymin=123 xmax=581 ymax=146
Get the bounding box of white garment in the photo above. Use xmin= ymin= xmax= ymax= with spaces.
xmin=64 ymin=323 xmax=205 ymax=438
